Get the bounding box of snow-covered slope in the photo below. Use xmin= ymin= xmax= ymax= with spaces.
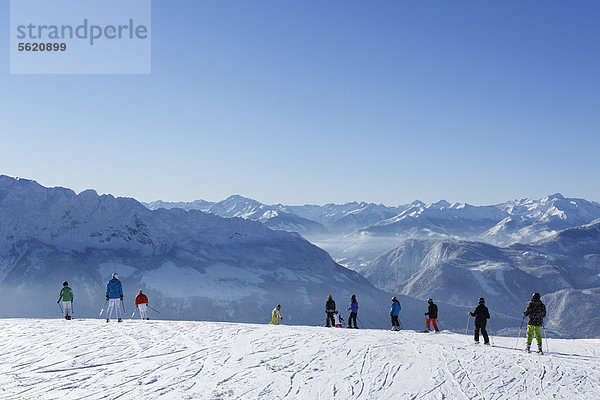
xmin=1 ymin=319 xmax=598 ymax=399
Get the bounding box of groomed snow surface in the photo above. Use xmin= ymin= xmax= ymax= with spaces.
xmin=1 ymin=319 xmax=598 ymax=399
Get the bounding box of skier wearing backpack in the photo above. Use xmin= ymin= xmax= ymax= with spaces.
xmin=346 ymin=294 xmax=359 ymax=329
xmin=424 ymin=298 xmax=439 ymax=332
xmin=57 ymin=281 xmax=73 ymax=320
xmin=105 ymin=273 xmax=124 ymax=322
xmin=390 ymin=297 xmax=401 ymax=331
xmin=523 ymin=292 xmax=547 ymax=353
xmin=270 ymin=304 xmax=282 ymax=325
xmin=325 ymin=295 xmax=336 ymax=327
xmin=469 ymin=297 xmax=490 ymax=345
xmin=135 ymin=290 xmax=149 ymax=320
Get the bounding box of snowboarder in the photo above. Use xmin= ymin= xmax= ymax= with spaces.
xmin=346 ymin=294 xmax=359 ymax=329
xmin=57 ymin=281 xmax=73 ymax=320
xmin=270 ymin=304 xmax=282 ymax=325
xmin=390 ymin=297 xmax=401 ymax=331
xmin=424 ymin=298 xmax=439 ymax=332
xmin=333 ymin=311 xmax=344 ymax=328
xmin=135 ymin=290 xmax=149 ymax=320
xmin=105 ymin=273 xmax=123 ymax=322
xmin=469 ymin=297 xmax=490 ymax=345
xmin=325 ymin=295 xmax=336 ymax=327
xmin=523 ymin=292 xmax=547 ymax=353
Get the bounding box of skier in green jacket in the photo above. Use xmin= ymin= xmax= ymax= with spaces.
xmin=57 ymin=281 xmax=74 ymax=320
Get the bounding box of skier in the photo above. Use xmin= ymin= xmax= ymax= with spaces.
xmin=469 ymin=297 xmax=490 ymax=345
xmin=346 ymin=294 xmax=359 ymax=329
xmin=333 ymin=311 xmax=344 ymax=328
xmin=523 ymin=292 xmax=547 ymax=353
xmin=325 ymin=295 xmax=336 ymax=327
xmin=390 ymin=297 xmax=401 ymax=331
xmin=270 ymin=304 xmax=282 ymax=325
xmin=424 ymin=298 xmax=439 ymax=332
xmin=57 ymin=281 xmax=73 ymax=320
xmin=135 ymin=290 xmax=149 ymax=320
xmin=105 ymin=273 xmax=123 ymax=322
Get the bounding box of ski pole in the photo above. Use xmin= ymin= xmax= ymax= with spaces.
xmin=515 ymin=315 xmax=525 ymax=350
xmin=356 ymin=316 xmax=364 ymax=329
xmin=99 ymin=300 xmax=108 ymax=316
xmin=488 ymin=318 xmax=494 ymax=346
xmin=58 ymin=302 xmax=63 ymax=314
xmin=71 ymin=301 xmax=74 ymax=317
xmin=131 ymin=308 xmax=137 ymax=319
xmin=542 ymin=322 xmax=549 ymax=353
xmin=121 ymin=299 xmax=126 ymax=314
xmin=465 ymin=314 xmax=470 ymax=343
xmin=148 ymin=305 xmax=161 ymax=314
xmin=398 ymin=318 xmax=403 ymax=330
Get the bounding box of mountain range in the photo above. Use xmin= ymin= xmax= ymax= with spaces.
xmin=144 ymin=192 xmax=600 ymax=338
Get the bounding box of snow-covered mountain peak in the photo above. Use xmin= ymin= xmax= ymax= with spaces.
xmin=428 ymin=200 xmax=451 ymax=209
xmin=541 ymin=193 xmax=566 ymax=203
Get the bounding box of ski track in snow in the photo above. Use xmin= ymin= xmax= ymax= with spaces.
xmin=0 ymin=319 xmax=598 ymax=399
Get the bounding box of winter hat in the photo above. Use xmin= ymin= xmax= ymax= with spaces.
xmin=112 ymin=273 xmax=119 ymax=279
xmin=479 ymin=297 xmax=485 ymax=304
xmin=532 ymin=292 xmax=541 ymax=301
xmin=328 ymin=295 xmax=332 ymax=299
xmin=63 ymin=281 xmax=68 ymax=286
xmin=139 ymin=289 xmax=143 ymax=294
xmin=392 ymin=296 xmax=397 ymax=302
xmin=427 ymin=298 xmax=433 ymax=303
xmin=351 ymin=294 xmax=356 ymax=301
xmin=277 ymin=304 xmax=281 ymax=309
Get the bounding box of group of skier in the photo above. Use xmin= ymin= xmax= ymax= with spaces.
xmin=270 ymin=292 xmax=547 ymax=353
xmin=59 ymin=274 xmax=547 ymax=353
xmin=56 ymin=273 xmax=153 ymax=322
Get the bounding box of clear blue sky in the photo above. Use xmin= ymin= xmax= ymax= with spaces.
xmin=1 ymin=1 xmax=599 ymax=205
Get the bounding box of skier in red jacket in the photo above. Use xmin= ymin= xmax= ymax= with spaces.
xmin=135 ymin=290 xmax=150 ymax=320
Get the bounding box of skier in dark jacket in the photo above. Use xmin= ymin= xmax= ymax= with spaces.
xmin=325 ymin=295 xmax=336 ymax=327
xmin=523 ymin=292 xmax=547 ymax=353
xmin=424 ymin=298 xmax=439 ymax=332
xmin=390 ymin=297 xmax=401 ymax=331
xmin=469 ymin=297 xmax=490 ymax=345
xmin=346 ymin=294 xmax=359 ymax=329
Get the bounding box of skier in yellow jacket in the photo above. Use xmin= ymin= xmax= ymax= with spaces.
xmin=270 ymin=304 xmax=282 ymax=325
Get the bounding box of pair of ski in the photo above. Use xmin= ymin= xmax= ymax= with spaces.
xmin=525 ymin=348 xmax=544 ymax=355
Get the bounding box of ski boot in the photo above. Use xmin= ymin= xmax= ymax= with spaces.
xmin=537 ymin=345 xmax=543 ymax=354
xmin=483 ymin=342 xmax=490 ymax=346
xmin=525 ymin=345 xmax=531 ymax=353
xmin=474 ymin=341 xmax=480 ymax=345
xmin=118 ymin=318 xmax=123 ymax=323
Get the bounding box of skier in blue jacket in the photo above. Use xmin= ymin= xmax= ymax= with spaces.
xmin=346 ymin=294 xmax=359 ymax=329
xmin=390 ymin=297 xmax=402 ymax=331
xmin=105 ymin=273 xmax=124 ymax=322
